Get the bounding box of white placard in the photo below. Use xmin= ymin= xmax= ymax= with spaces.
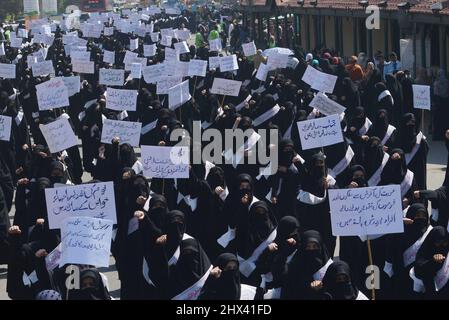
xmin=156 ymin=76 xmax=182 ymax=95
xmin=209 ymin=56 xmax=220 ymax=69
xmin=45 ymin=181 xmax=117 ymax=229
xmin=219 ymin=55 xmax=239 ymax=72
xmin=144 ymin=44 xmax=157 ymax=57
xmin=255 ymin=63 xmax=269 ymax=82
xmin=142 ymin=64 xmax=165 ymax=84
xmin=150 ymin=32 xmax=159 ymax=42
xmin=106 ymin=88 xmax=138 ymax=111
xmin=60 ymin=216 xmax=113 ymax=268
xmin=36 ymin=78 xmax=69 ymax=110
xmin=0 ymin=116 xmax=12 ymax=141
xmin=10 ymin=38 xmax=23 ymax=48
xmin=141 ymin=146 xmax=189 ymax=178
xmin=161 ymin=35 xmax=172 ymax=47
xmin=103 ymin=50 xmax=115 ymax=64
xmin=101 ymin=119 xmax=142 ymax=147
xmin=297 ymin=114 xmax=343 ymax=150
xmin=0 ymin=43 xmax=5 ymax=56
xmin=99 ymin=68 xmax=125 ymax=86
xmin=210 ymin=78 xmax=242 ymax=97
xmin=72 ymin=61 xmax=95 ymax=74
xmin=123 ymin=50 xmax=139 ymax=65
xmin=412 ymin=85 xmax=431 ymax=110
xmin=188 ymin=59 xmax=207 ymax=77
xmin=130 ymin=63 xmax=142 ymax=79
xmin=32 ymin=60 xmax=54 ymax=77
xmin=39 ymin=116 xmax=77 ymax=153
xmin=267 ymin=54 xmax=289 ymax=70
xmin=130 ymin=38 xmax=139 ymax=51
xmin=329 ymin=185 xmax=404 ymax=236
xmin=104 ymin=27 xmax=114 ymax=36
xmin=71 ymin=51 xmax=91 ymax=62
xmin=60 ymin=76 xmax=81 ymax=97
xmin=301 ymin=65 xmax=337 ymax=93
xmin=169 ymin=80 xmax=191 ymax=110
xmin=309 ymin=92 xmax=346 ymax=116
xmin=174 ymin=41 xmax=190 ymax=54
xmin=165 ymin=47 xmax=179 ymax=62
xmin=242 ymin=41 xmax=257 ymax=57
xmin=209 ymin=38 xmax=222 ymax=52
xmin=0 ymin=63 xmax=16 ymax=79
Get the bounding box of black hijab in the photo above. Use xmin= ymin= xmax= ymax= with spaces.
xmin=301 ymin=152 xmax=328 ymax=197
xmin=237 ymin=200 xmax=276 ymax=259
xmin=363 ymin=136 xmax=385 ymax=178
xmin=165 ymin=210 xmax=186 ymax=257
xmin=200 ymin=253 xmax=241 ymax=300
xmin=396 ymin=113 xmax=417 ymax=153
xmin=403 ymin=203 xmax=430 ymax=249
xmin=70 ymin=269 xmax=111 ymax=300
xmin=380 ymin=148 xmax=407 ymax=185
xmin=322 ymin=260 xmax=359 ymax=300
xmin=370 ymin=109 xmax=390 ymax=139
xmin=170 ymin=238 xmax=212 ymax=297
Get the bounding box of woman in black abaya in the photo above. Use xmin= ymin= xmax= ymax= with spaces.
xmin=414 ymin=226 xmax=449 ymax=299
xmin=366 ymin=109 xmax=396 ymax=150
xmin=235 ymin=200 xmax=277 ymax=287
xmin=282 ymin=230 xmax=332 ymax=300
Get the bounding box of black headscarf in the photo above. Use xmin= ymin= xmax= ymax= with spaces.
xmin=237 ymin=201 xmax=276 ymax=259
xmin=148 ymin=194 xmax=168 ymax=230
xmin=396 ymin=113 xmax=417 ymax=153
xmin=199 ymin=253 xmax=241 ymax=300
xmin=363 ymin=136 xmax=385 ymax=178
xmin=403 ymin=203 xmax=430 ymax=248
xmin=370 ymin=109 xmax=390 ymax=139
xmin=322 ymin=260 xmax=359 ymax=300
xmin=170 ymin=238 xmax=212 ymax=297
xmin=165 ymin=210 xmax=186 ymax=257
xmin=206 ymin=166 xmax=226 ymax=190
xmin=70 ymin=269 xmax=111 ymax=300
xmin=301 ymin=152 xmax=328 ymax=197
xmin=278 ymin=139 xmax=295 ymax=168
xmin=380 ymin=148 xmax=407 ymax=185
xmin=348 ymin=165 xmax=367 ymax=187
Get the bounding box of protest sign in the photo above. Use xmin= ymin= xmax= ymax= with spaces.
xmin=130 ymin=63 xmax=142 ymax=79
xmin=60 ymin=216 xmax=113 ymax=268
xmin=210 ymin=78 xmax=242 ymax=97
xmin=412 ymin=84 xmax=431 ymax=110
xmin=209 ymin=39 xmax=222 ymax=52
xmin=328 ymin=185 xmax=404 ymax=236
xmin=142 ymin=64 xmax=165 ymax=84
xmin=0 ymin=115 xmax=12 ymax=141
xmin=32 ymin=60 xmax=54 ymax=77
xmin=188 ymin=59 xmax=207 ymax=77
xmin=219 ymin=55 xmax=239 ymax=72
xmin=60 ymin=76 xmax=81 ymax=97
xmin=144 ymin=44 xmax=157 ymax=57
xmin=297 ymin=114 xmax=343 ymax=150
xmin=168 ymin=80 xmax=191 ymax=110
xmin=45 ymin=181 xmax=117 ymax=229
xmin=267 ymin=54 xmax=289 ymax=70
xmin=301 ymin=65 xmax=337 ymax=93
xmin=106 ymin=88 xmax=138 ymax=111
xmin=39 ymin=116 xmax=78 ymax=153
xmin=156 ymin=76 xmax=182 ymax=95
xmin=103 ymin=50 xmax=115 ymax=64
xmin=0 ymin=63 xmax=16 ymax=79
xmin=309 ymin=92 xmax=346 ymax=116
xmin=99 ymin=68 xmax=125 ymax=86
xmin=242 ymin=41 xmax=257 ymax=57
xmin=174 ymin=41 xmax=190 ymax=54
xmin=36 ymin=78 xmax=70 ymax=110
xmin=72 ymin=61 xmax=95 ymax=74
xmin=209 ymin=56 xmax=220 ymax=70
xmin=101 ymin=119 xmax=142 ymax=146
xmin=141 ymin=146 xmax=189 ymax=178
xmin=255 ymin=63 xmax=269 ymax=82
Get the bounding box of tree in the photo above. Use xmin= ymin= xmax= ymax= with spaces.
xmin=0 ymin=0 xmax=22 ymax=21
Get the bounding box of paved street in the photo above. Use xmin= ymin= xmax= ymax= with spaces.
xmin=0 ymin=138 xmax=447 ymax=300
